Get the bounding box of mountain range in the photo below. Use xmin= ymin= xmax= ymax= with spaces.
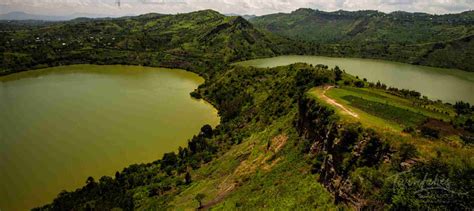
xmin=0 ymin=11 xmax=121 ymax=21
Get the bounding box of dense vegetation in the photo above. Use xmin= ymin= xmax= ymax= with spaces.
xmin=1 ymin=9 xmax=472 ymax=210
xmin=251 ymin=8 xmax=474 ymax=71
xmin=0 ymin=10 xmax=295 ymax=76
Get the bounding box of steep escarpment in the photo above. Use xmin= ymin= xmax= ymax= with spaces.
xmin=296 ymin=96 xmax=391 ymax=208
xmin=296 ymin=95 xmax=473 ymax=210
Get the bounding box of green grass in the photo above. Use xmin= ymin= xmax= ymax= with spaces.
xmin=341 ymin=95 xmax=427 ymax=127
xmin=310 ymin=86 xmax=454 ymax=133
xmin=337 ymin=87 xmax=452 ymax=120
xmin=167 ymin=112 xmax=341 ymax=210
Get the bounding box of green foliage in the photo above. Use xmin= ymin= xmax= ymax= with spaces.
xmin=0 ymin=10 xmax=296 ymax=76
xmin=334 ymin=65 xmax=343 ymax=81
xmin=398 ymin=143 xmax=418 ymax=161
xmin=381 ymin=155 xmax=474 ymax=210
xmin=194 ymin=193 xmax=205 ymax=208
xmin=252 ymin=9 xmax=474 ymax=45
xmin=341 ymin=95 xmax=427 ymax=127
xmin=354 ymin=80 xmax=364 ymax=88
xmin=420 ymin=126 xmax=440 ymax=139
xmin=454 ymin=101 xmax=472 ymax=115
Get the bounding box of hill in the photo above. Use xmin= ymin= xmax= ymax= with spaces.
xmin=0 ymin=10 xmax=294 ymax=76
xmin=0 ymin=11 xmax=71 ymax=21
xmin=0 ymin=11 xmax=119 ymax=21
xmin=34 ymin=63 xmax=474 ymax=210
xmin=251 ymin=8 xmax=474 ymax=44
xmin=250 ymin=9 xmax=474 ymax=71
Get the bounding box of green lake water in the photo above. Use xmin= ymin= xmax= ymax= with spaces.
xmin=236 ymin=55 xmax=474 ymax=104
xmin=0 ymin=65 xmax=220 ymax=211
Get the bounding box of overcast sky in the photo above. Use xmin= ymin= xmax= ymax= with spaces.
xmin=1 ymin=0 xmax=473 ymax=16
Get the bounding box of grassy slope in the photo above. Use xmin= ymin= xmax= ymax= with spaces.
xmin=167 ymin=112 xmax=339 ymax=210
xmin=311 ymin=86 xmax=453 ymax=132
xmin=308 ymin=85 xmax=470 ymax=159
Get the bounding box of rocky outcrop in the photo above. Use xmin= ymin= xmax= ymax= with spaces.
xmin=296 ymin=96 xmax=391 ymax=209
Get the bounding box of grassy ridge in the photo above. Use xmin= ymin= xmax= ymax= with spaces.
xmin=35 ymin=63 xmax=474 ymax=210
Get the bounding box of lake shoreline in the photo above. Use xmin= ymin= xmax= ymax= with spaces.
xmin=1 ymin=64 xmax=220 ymax=211
xmin=236 ymin=55 xmax=474 ymax=104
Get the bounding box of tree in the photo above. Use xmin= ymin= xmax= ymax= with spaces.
xmin=161 ymin=152 xmax=178 ymax=169
xmin=334 ymin=65 xmax=343 ymax=81
xmin=185 ymin=172 xmax=192 ymax=184
xmin=354 ymin=81 xmax=365 ymax=88
xmin=195 ymin=193 xmax=205 ymax=208
xmin=454 ymin=101 xmax=471 ymax=115
xmin=85 ymin=176 xmax=97 ymax=189
xmin=86 ymin=176 xmax=95 ymax=185
xmin=200 ymin=124 xmax=213 ymax=138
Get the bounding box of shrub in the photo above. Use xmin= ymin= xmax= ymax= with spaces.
xmin=354 ymin=81 xmax=365 ymax=88
xmin=420 ymin=126 xmax=440 ymax=139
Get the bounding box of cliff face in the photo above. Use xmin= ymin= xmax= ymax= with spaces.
xmin=296 ymin=96 xmax=391 ymax=208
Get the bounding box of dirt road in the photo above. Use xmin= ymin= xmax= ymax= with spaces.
xmin=320 ymin=86 xmax=359 ymax=118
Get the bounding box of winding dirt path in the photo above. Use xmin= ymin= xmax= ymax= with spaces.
xmin=320 ymin=86 xmax=359 ymax=118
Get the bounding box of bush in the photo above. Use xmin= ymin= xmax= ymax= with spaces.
xmin=398 ymin=143 xmax=418 ymax=161
xmin=420 ymin=126 xmax=440 ymax=139
xmin=454 ymin=101 xmax=472 ymax=115
xmin=354 ymin=81 xmax=365 ymax=88
xmin=190 ymin=90 xmax=202 ymax=99
xmin=402 ymin=126 xmax=415 ymax=134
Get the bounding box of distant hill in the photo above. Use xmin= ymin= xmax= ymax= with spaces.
xmin=0 ymin=10 xmax=294 ymax=75
xmin=250 ymin=8 xmax=474 ymax=71
xmin=0 ymin=11 xmax=119 ymax=21
xmin=225 ymin=13 xmax=257 ymax=20
xmin=250 ymin=8 xmax=474 ymax=44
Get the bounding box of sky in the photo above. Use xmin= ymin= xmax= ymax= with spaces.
xmin=0 ymin=0 xmax=473 ymax=16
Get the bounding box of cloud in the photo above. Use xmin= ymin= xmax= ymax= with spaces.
xmin=1 ymin=0 xmax=473 ymax=16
